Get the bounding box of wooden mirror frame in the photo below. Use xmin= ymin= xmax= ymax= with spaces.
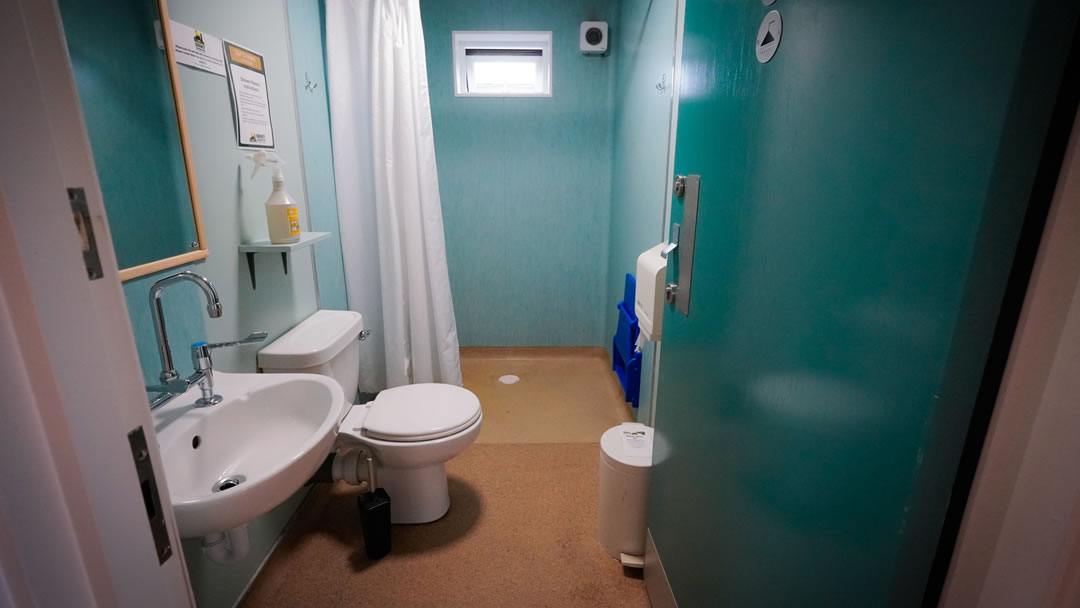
xmin=118 ymin=0 xmax=208 ymax=281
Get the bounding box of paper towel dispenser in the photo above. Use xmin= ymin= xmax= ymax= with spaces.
xmin=635 ymin=243 xmax=668 ymax=341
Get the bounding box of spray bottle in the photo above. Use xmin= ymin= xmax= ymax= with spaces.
xmin=247 ymin=151 xmax=301 ymax=244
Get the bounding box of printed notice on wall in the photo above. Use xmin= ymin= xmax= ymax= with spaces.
xmin=155 ymin=20 xmax=226 ymax=76
xmin=224 ymin=40 xmax=275 ymax=149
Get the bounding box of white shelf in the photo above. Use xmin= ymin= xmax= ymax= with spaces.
xmin=239 ymin=232 xmax=331 ymax=289
xmin=238 ymin=231 xmax=330 ymax=253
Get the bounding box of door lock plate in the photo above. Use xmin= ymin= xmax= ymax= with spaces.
xmin=128 ymin=426 xmax=172 ymax=564
xmin=668 ymin=175 xmax=701 ymax=316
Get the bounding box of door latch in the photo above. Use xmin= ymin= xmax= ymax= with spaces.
xmin=673 ymin=175 xmax=686 ymax=198
xmin=661 ymin=223 xmax=680 ymax=259
xmin=68 ymin=188 xmax=104 ymax=280
xmin=128 ymin=426 xmax=172 ymax=564
xmin=665 ymin=283 xmax=679 ymax=303
xmin=667 ymin=175 xmax=701 ymax=316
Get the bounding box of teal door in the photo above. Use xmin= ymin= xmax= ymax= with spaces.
xmin=650 ymin=1 xmax=1078 ymax=606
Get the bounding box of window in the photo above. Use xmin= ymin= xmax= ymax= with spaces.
xmin=452 ymin=31 xmax=552 ymax=97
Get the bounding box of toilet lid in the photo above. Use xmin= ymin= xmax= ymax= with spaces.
xmin=363 ymin=384 xmax=482 ymax=442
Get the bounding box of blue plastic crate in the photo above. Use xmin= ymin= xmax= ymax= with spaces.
xmin=612 ymin=274 xmax=642 ymax=408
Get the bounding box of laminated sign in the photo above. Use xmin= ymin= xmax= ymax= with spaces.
xmin=155 ymin=20 xmax=226 ymax=76
xmin=224 ymin=40 xmax=275 ymax=149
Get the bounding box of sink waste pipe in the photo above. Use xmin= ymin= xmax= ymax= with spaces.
xmin=306 ymin=448 xmax=370 ymax=485
xmin=201 ymin=525 xmax=250 ymax=564
xmin=310 ymin=447 xmax=387 ymax=487
xmin=332 ymin=448 xmax=371 ymax=485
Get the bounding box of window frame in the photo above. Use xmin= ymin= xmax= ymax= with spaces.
xmin=452 ymin=30 xmax=553 ymax=98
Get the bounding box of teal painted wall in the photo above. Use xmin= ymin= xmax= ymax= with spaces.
xmin=58 ymin=0 xmax=197 ymax=269
xmin=606 ymin=0 xmax=678 ymax=422
xmin=287 ymin=0 xmax=348 ymax=311
xmin=154 ymin=0 xmax=326 ymax=605
xmin=115 ymin=0 xmax=328 ymax=387
xmin=64 ymin=0 xmax=341 ymax=605
xmin=647 ymin=0 xmax=1079 ymax=606
xmin=123 ymin=267 xmax=207 ymax=383
xmin=421 ymin=0 xmax=616 ymax=347
xmin=113 ymin=0 xmax=349 ymax=390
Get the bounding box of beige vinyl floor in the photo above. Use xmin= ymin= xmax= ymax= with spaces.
xmin=463 ymin=347 xmax=636 ymax=444
xmin=240 ymin=348 xmax=648 ymax=608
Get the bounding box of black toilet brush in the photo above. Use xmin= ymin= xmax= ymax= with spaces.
xmin=357 ymin=451 xmax=392 ymax=559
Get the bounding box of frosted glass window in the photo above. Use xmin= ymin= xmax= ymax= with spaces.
xmin=453 ymin=31 xmax=552 ymax=97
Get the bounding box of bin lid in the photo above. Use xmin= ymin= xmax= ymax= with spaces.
xmin=600 ymin=423 xmax=653 ymax=472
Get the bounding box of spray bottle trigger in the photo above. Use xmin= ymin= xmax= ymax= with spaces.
xmin=245 ymin=150 xmax=284 ymax=179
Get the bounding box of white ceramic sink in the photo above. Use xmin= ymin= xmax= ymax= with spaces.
xmin=152 ymin=371 xmax=344 ymax=538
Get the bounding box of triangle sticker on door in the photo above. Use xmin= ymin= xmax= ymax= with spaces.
xmin=756 ymin=9 xmax=782 ymax=64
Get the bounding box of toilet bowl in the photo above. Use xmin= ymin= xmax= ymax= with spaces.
xmin=258 ymin=310 xmax=481 ymax=524
xmin=336 ymin=384 xmax=482 ymax=523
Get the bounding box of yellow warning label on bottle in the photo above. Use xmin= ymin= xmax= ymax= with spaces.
xmin=287 ymin=207 xmax=300 ymax=235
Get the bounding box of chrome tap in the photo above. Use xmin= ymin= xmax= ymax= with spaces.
xmin=189 ymin=332 xmax=268 ymax=406
xmin=149 ymin=271 xmax=222 ymax=384
xmin=144 ymin=271 xmax=266 ymax=409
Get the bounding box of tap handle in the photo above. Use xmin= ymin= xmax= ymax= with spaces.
xmin=237 ymin=331 xmax=269 ymax=344
xmin=203 ymin=331 xmax=269 ymax=350
xmin=190 ymin=331 xmax=267 ymax=372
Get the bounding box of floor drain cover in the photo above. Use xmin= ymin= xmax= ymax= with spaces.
xmin=498 ymin=375 xmax=520 ymax=385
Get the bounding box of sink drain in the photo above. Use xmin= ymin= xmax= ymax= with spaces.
xmin=213 ymin=477 xmax=243 ymax=493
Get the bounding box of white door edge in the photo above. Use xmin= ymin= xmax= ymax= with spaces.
xmin=651 ymin=0 xmax=687 ymax=429
xmin=0 ymin=0 xmax=194 ymax=604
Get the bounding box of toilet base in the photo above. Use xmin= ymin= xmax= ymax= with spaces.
xmin=377 ymin=463 xmax=450 ymax=524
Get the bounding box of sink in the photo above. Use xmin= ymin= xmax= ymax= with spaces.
xmin=152 ymin=371 xmax=345 ymax=538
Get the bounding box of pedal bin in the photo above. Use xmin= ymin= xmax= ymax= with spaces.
xmin=597 ymin=422 xmax=654 ymax=561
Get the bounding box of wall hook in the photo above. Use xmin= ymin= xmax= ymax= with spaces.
xmin=656 ymin=73 xmax=667 ymax=92
xmin=304 ymin=72 xmax=319 ymax=93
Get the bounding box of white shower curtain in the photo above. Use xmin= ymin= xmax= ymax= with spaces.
xmin=326 ymin=0 xmax=462 ymax=389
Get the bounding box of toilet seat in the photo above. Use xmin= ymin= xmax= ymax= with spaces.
xmin=346 ymin=384 xmax=482 ymax=443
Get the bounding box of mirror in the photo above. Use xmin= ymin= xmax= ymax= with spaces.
xmin=58 ymin=0 xmax=207 ymax=280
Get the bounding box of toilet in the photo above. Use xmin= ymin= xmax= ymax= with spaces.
xmin=257 ymin=310 xmax=482 ymax=524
